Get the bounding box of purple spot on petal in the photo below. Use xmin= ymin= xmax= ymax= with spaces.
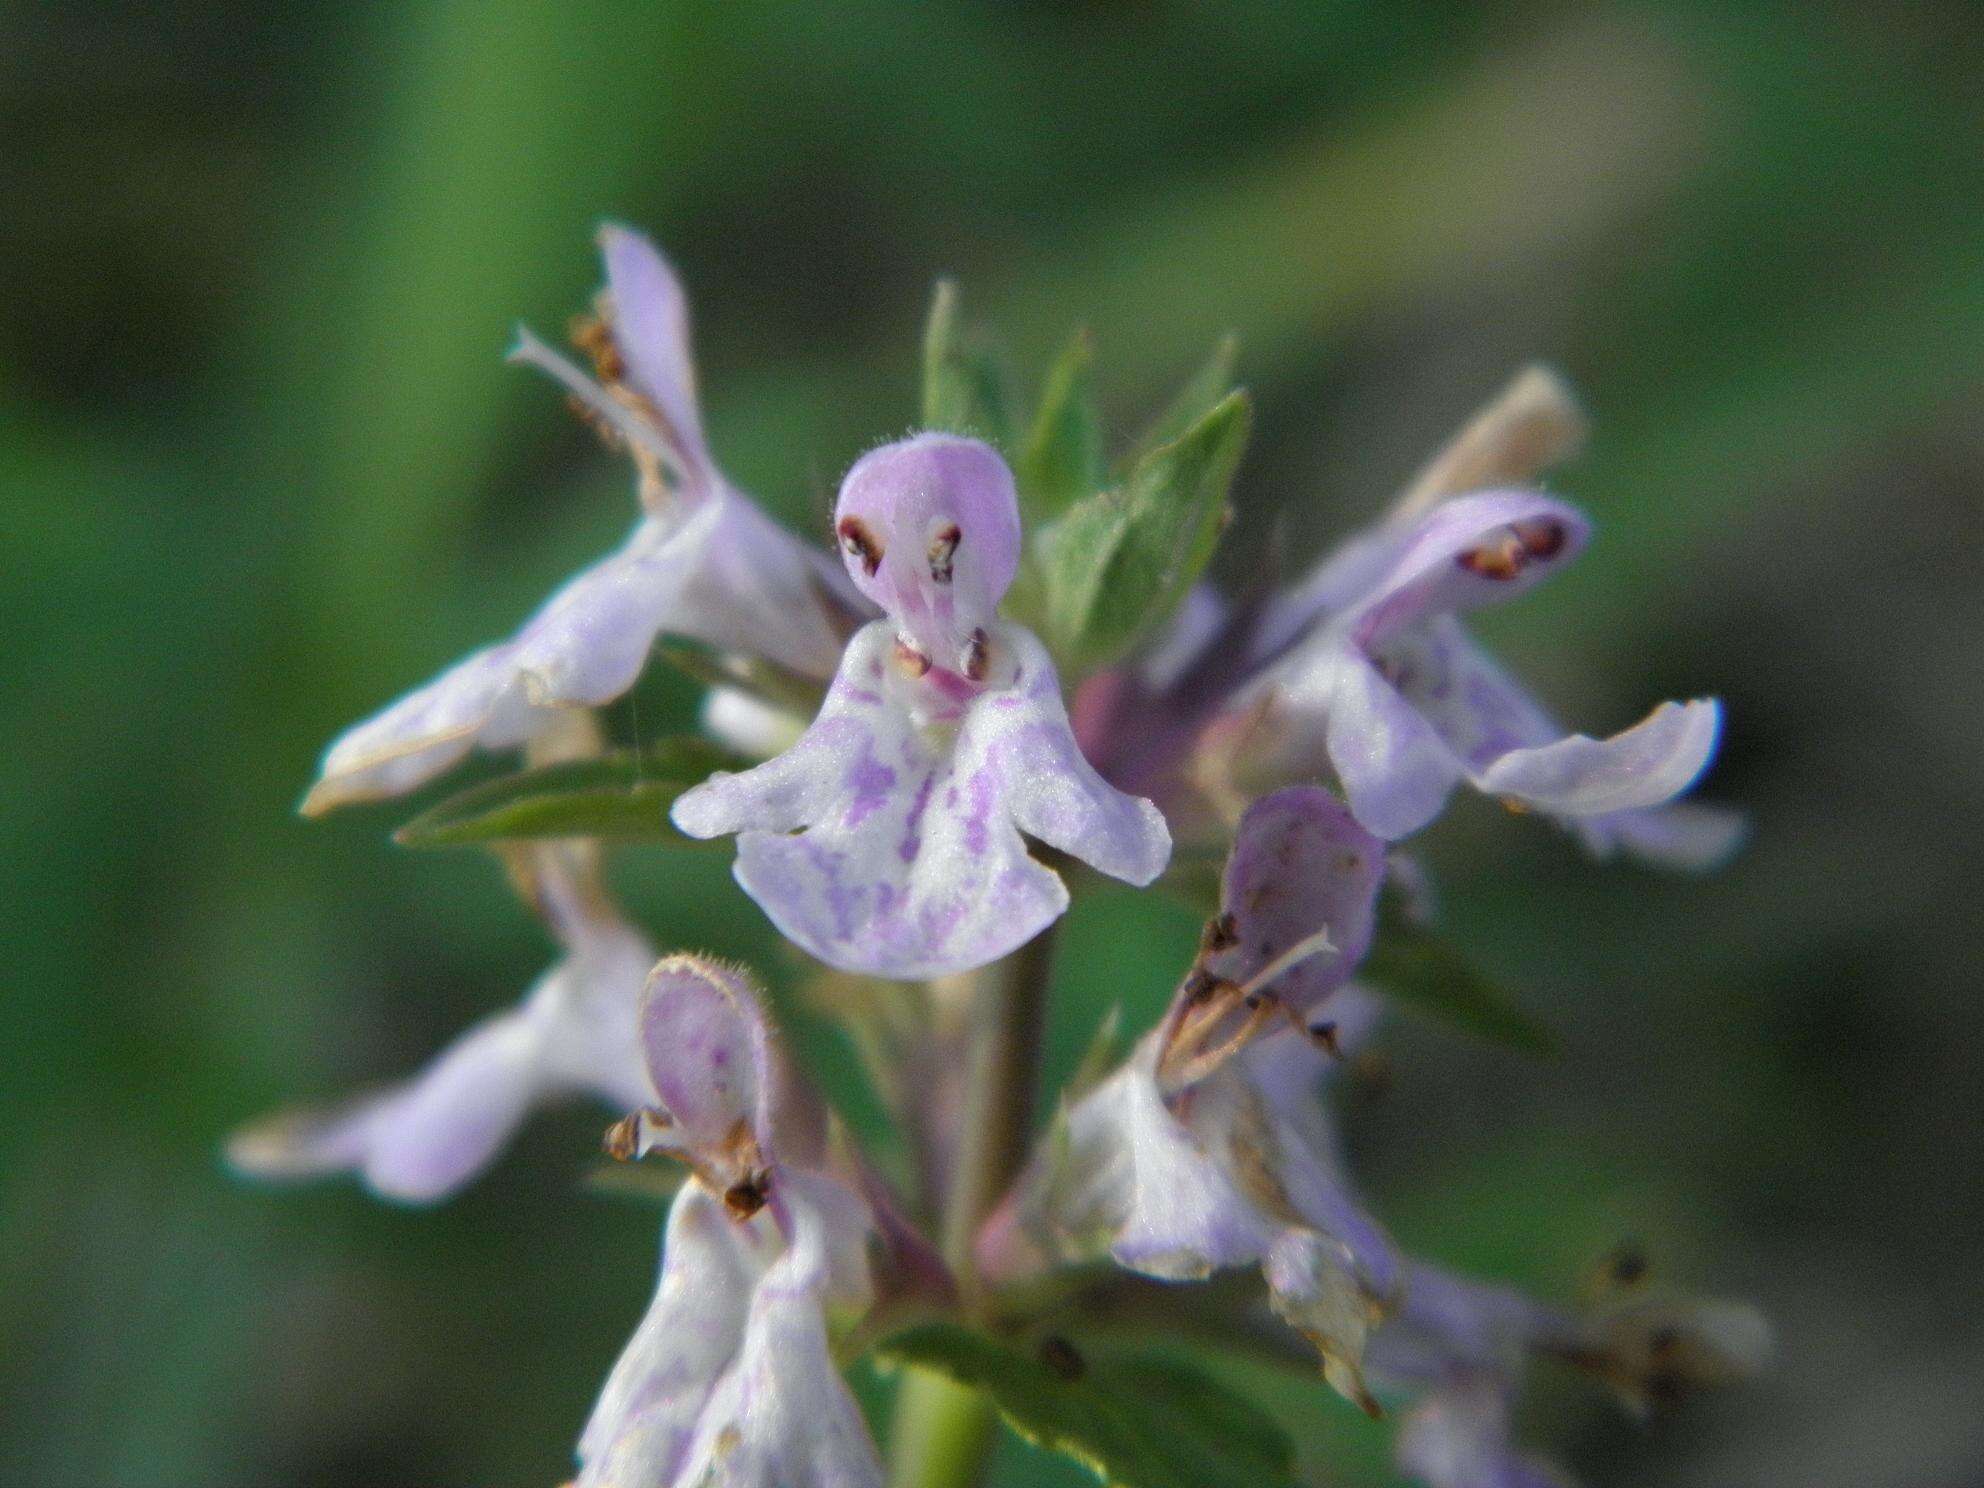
xmin=843 ymin=749 xmax=898 ymax=828
xmin=898 ymin=769 xmax=937 ymax=863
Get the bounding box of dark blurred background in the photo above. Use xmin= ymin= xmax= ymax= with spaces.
xmin=3 ymin=2 xmax=1980 ymax=1484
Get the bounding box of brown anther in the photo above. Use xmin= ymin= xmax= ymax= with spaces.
xmin=1457 ymin=532 xmax=1527 ymax=581
xmin=894 ymin=638 xmax=932 ymax=678
xmin=1514 ymin=517 xmax=1567 ymax=559
xmin=1647 ymin=1325 xmax=1681 ymax=1360
xmin=1038 ymin=1335 xmax=1086 ymax=1381
xmin=963 ymin=627 xmax=990 ymax=682
xmin=569 ymin=313 xmax=626 ymax=385
xmin=602 ymin=1112 xmax=642 ymax=1161
xmin=1200 ymin=911 xmax=1240 ymax=955
xmin=1180 ymin=967 xmax=1222 ymax=1006
xmin=723 ymin=1169 xmax=771 ymax=1219
xmin=928 ymin=522 xmax=960 ymax=584
xmin=837 ymin=516 xmax=884 ymax=577
xmin=1308 ymin=1020 xmax=1342 ymax=1058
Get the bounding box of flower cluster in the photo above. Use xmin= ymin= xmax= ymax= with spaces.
xmin=235 ymin=227 xmax=1762 ymax=1487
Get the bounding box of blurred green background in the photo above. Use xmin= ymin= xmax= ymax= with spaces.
xmin=3 ymin=1 xmax=1981 ymax=1483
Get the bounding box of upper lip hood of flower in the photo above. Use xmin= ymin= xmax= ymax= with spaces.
xmin=833 ymin=432 xmax=1022 ymax=680
xmin=580 ymin=956 xmax=888 ymax=1488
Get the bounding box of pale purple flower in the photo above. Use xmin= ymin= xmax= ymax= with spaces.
xmin=672 ymin=435 xmax=1170 ymax=979
xmin=226 ymin=843 xmax=655 ymax=1202
xmin=1239 ymin=489 xmax=1733 ymax=859
xmin=978 ymin=787 xmax=1396 ymax=1410
xmin=579 ymin=956 xmax=884 ymax=1488
xmin=1073 ymin=369 xmax=1735 ymax=868
xmin=1370 ymin=1257 xmax=1770 ymax=1488
xmin=301 ymin=226 xmax=855 ymax=816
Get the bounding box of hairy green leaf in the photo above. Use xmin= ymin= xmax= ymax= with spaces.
xmin=393 ymin=738 xmax=747 ymax=847
xmin=1017 ymin=329 xmax=1105 ymax=524
xmin=879 ymin=1323 xmax=1298 ymax=1488
xmin=1361 ymin=903 xmax=1560 ymax=1056
xmin=1039 ymin=391 xmax=1249 ymax=674
xmin=922 ymin=279 xmax=1015 ymax=448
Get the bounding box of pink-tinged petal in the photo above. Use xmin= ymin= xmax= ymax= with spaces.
xmin=767 ymin=1169 xmax=878 ymax=1314
xmin=1323 ymin=651 xmax=1465 ymax=840
xmin=1084 ymin=1059 xmax=1281 ymax=1279
xmin=674 ymin=1260 xmax=884 ymax=1488
xmin=639 ymin=956 xmax=771 ymax=1159
xmin=681 ymin=493 xmax=865 ymax=680
xmin=301 ymin=505 xmax=717 ymax=815
xmin=229 ymin=915 xmax=655 ymax=1203
xmin=1376 ymin=618 xmax=1562 ymax=773
xmin=597 ymin=223 xmax=713 ymax=488
xmin=977 ymin=626 xmax=1171 ymax=886
xmin=674 ymin=621 xmax=1165 ymax=979
xmin=578 ymin=1183 xmax=776 ymax=1488
xmin=1346 ymin=490 xmax=1590 ymax=649
xmin=1217 ymin=788 xmax=1383 ymax=1018
xmin=227 ymin=1015 xmax=541 ymax=1203
xmin=991 ymin=1028 xmax=1398 ymax=1411
xmin=302 ymin=488 xmax=853 ymax=816
xmin=1577 ymin=800 xmax=1747 ymax=871
xmin=1471 ymin=698 xmax=1721 ymax=817
xmin=508 ymin=507 xmax=728 ymax=705
xmin=1240 ymin=1034 xmax=1398 ymax=1299
xmin=833 ymin=434 xmax=1020 ymax=677
xmin=1382 ymin=620 xmax=1735 ymax=862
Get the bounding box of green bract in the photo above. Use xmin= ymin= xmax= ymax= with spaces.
xmin=880 ymin=1324 xmax=1299 ymax=1488
xmin=922 ymin=280 xmax=1017 ymax=450
xmin=1034 ymin=390 xmax=1248 ymax=675
xmin=394 ymin=738 xmax=746 ymax=848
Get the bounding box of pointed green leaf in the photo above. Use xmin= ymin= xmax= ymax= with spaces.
xmin=1039 ymin=390 xmax=1250 ymax=674
xmin=1017 ymin=329 xmax=1105 ymax=524
xmin=1360 ymin=902 xmax=1561 ymax=1056
xmin=922 ymin=279 xmax=1015 ymax=448
xmin=393 ymin=738 xmax=748 ymax=848
xmin=1120 ymin=335 xmax=1239 ymax=472
xmin=879 ymin=1323 xmax=1297 ymax=1488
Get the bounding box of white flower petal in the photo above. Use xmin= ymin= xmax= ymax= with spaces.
xmin=1471 ymin=698 xmax=1722 ymax=817
xmin=228 ymin=906 xmax=654 ymax=1203
xmin=673 ymin=621 xmax=1166 ymax=978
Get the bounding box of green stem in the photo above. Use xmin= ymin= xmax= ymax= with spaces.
xmin=886 ymin=926 xmax=1058 ymax=1488
xmin=886 ymin=1370 xmax=999 ymax=1488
